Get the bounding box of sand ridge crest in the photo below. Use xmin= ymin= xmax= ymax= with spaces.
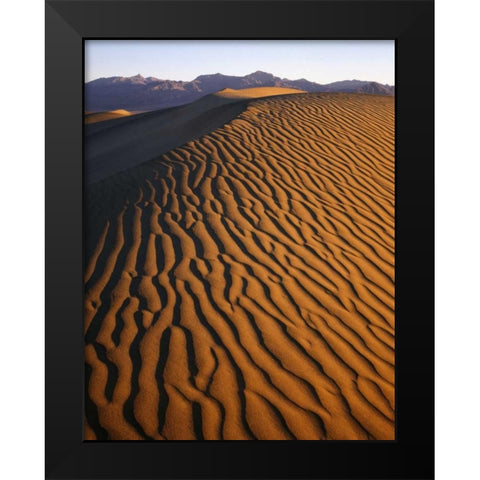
xmin=85 ymin=87 xmax=308 ymax=185
xmin=213 ymin=86 xmax=306 ymax=99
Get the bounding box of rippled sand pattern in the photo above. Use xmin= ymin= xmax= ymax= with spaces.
xmin=84 ymin=93 xmax=395 ymax=440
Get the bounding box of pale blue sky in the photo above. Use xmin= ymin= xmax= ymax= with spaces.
xmin=85 ymin=40 xmax=394 ymax=85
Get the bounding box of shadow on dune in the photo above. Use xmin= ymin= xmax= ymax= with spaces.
xmin=85 ymin=89 xmax=307 ymax=186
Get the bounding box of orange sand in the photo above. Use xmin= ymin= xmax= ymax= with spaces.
xmin=84 ymin=92 xmax=395 ymax=440
xmin=85 ymin=109 xmax=132 ymax=124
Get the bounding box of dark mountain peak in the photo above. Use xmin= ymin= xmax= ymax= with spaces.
xmin=357 ymin=81 xmax=394 ymax=95
xmin=144 ymin=76 xmax=161 ymax=83
xmin=88 ymin=76 xmax=109 ymax=84
xmin=85 ymin=71 xmax=394 ymax=112
xmin=127 ymin=74 xmax=148 ymax=84
xmin=194 ymin=72 xmax=226 ymax=81
xmin=245 ymin=70 xmax=275 ymax=79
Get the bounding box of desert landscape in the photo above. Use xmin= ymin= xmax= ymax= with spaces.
xmin=84 ymin=81 xmax=395 ymax=440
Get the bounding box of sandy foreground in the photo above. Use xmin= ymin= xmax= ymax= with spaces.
xmin=84 ymin=91 xmax=395 ymax=440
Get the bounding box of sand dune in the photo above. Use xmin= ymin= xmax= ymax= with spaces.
xmin=85 ymin=87 xmax=305 ymax=185
xmin=214 ymin=86 xmax=305 ymax=99
xmin=84 ymin=92 xmax=395 ymax=440
xmin=85 ymin=109 xmax=132 ymax=124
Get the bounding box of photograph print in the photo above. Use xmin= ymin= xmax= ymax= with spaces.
xmin=83 ymin=40 xmax=395 ymax=441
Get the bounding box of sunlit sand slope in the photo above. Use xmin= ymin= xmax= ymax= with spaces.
xmin=84 ymin=93 xmax=395 ymax=441
xmin=85 ymin=109 xmax=132 ymax=124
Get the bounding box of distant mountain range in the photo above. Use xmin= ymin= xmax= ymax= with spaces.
xmin=85 ymin=70 xmax=395 ymax=112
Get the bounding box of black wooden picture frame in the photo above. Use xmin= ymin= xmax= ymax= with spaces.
xmin=45 ymin=1 xmax=434 ymax=478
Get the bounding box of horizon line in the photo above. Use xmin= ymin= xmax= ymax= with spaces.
xmin=85 ymin=70 xmax=395 ymax=86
